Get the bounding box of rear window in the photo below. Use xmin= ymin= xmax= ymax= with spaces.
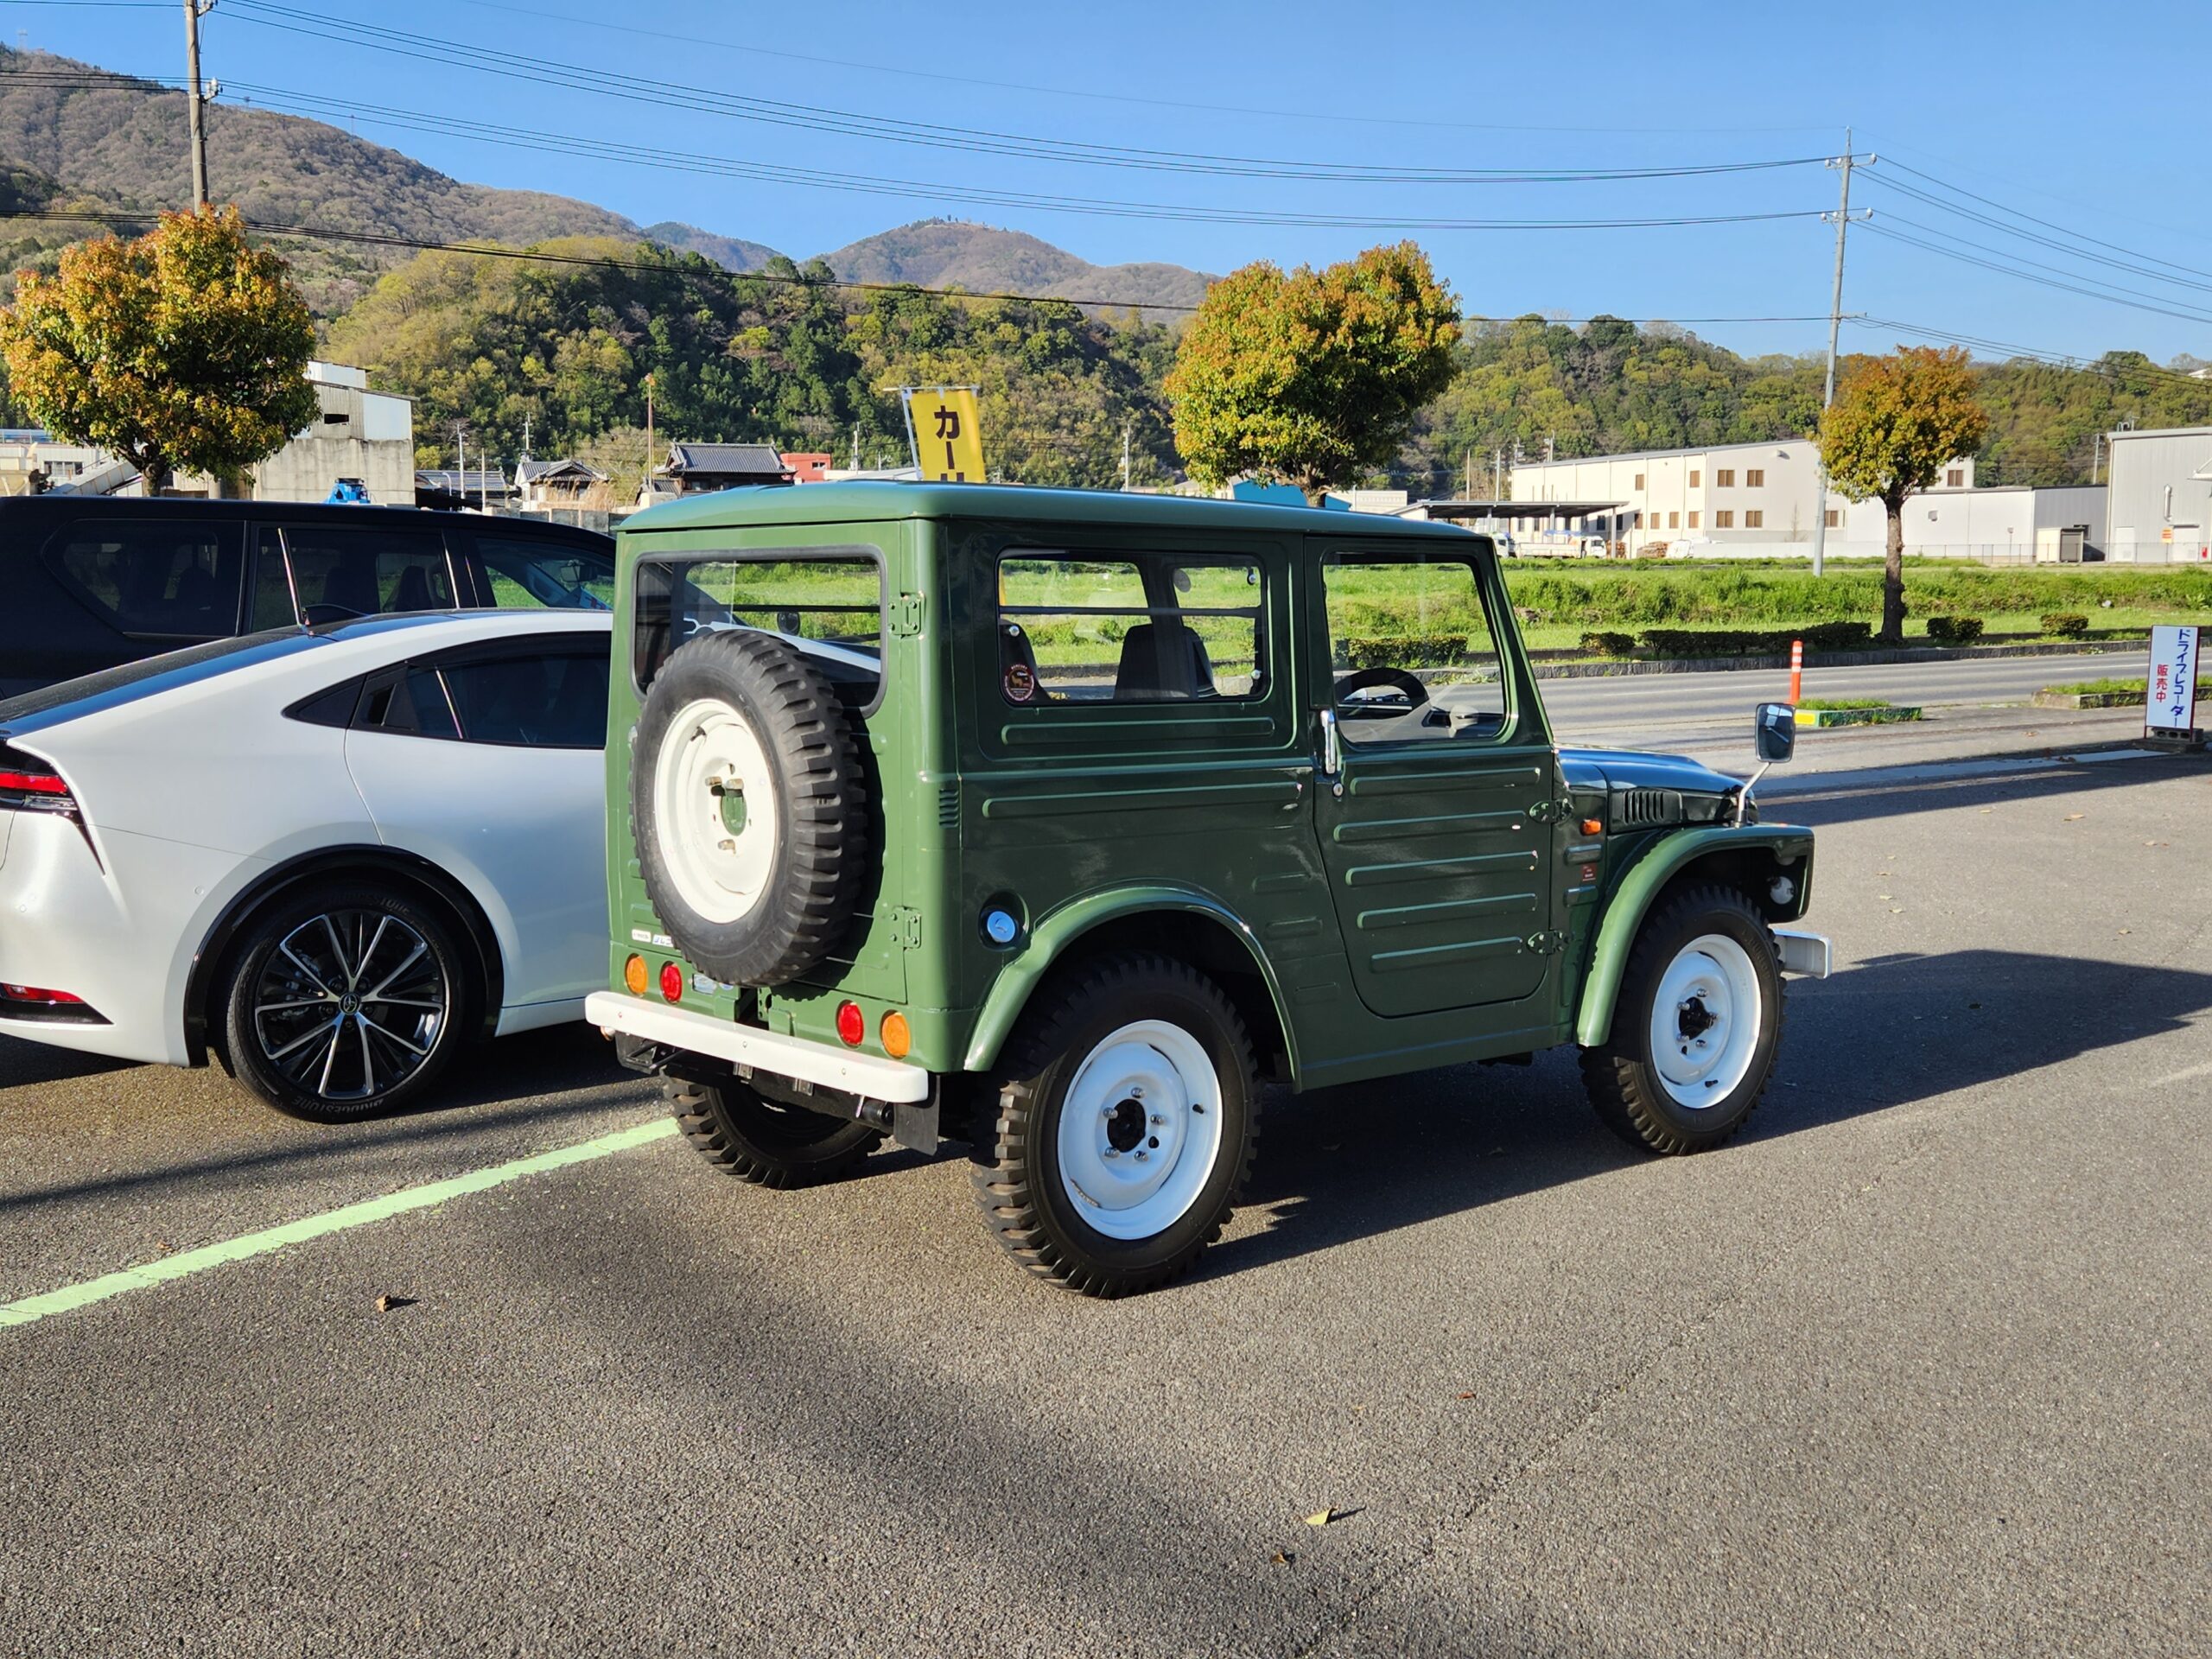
xmin=632 ymin=553 xmax=882 ymax=704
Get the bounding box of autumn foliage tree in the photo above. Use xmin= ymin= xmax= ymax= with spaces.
xmin=0 ymin=206 xmax=315 ymax=491
xmin=1166 ymin=242 xmax=1460 ymax=501
xmin=1820 ymin=346 xmax=1991 ymax=643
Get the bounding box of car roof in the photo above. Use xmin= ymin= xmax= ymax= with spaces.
xmin=620 ymin=480 xmax=1477 ymax=543
xmin=0 ymin=495 xmax=612 ymax=549
xmin=0 ymin=608 xmax=607 ymax=737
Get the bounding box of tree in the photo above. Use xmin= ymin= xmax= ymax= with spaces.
xmin=1166 ymin=241 xmax=1460 ymax=500
xmin=0 ymin=206 xmax=315 ymax=492
xmin=1819 ymin=346 xmax=1990 ymax=643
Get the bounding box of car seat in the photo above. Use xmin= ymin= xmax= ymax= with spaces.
xmin=390 ymin=563 xmax=437 ymax=613
xmin=1112 ymin=621 xmax=1216 ymax=701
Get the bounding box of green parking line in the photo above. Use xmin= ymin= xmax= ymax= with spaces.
xmin=0 ymin=1116 xmax=678 ymax=1331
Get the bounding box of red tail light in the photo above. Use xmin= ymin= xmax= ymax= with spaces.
xmin=0 ymin=744 xmax=75 ymax=814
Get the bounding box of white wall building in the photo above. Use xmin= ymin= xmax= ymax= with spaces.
xmin=2102 ymin=425 xmax=2212 ymax=564
xmin=1511 ymin=438 xmax=1983 ymax=557
xmin=246 ymin=361 xmax=415 ymax=505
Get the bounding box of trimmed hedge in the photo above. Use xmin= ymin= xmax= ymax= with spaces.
xmin=1580 ymin=631 xmax=1637 ymax=657
xmin=1637 ymin=621 xmax=1873 ymax=658
xmin=1925 ymin=615 xmax=1986 ymax=645
xmin=2040 ymin=612 xmax=2089 ymax=638
xmin=1340 ymin=633 xmax=1467 ymax=670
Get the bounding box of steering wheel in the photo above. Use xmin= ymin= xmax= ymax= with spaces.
xmin=1332 ymin=665 xmax=1432 ymax=715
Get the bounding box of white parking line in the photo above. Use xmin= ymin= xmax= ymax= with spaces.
xmin=0 ymin=1116 xmax=677 ymax=1332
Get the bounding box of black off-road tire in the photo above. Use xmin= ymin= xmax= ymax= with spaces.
xmin=632 ymin=629 xmax=867 ymax=986
xmin=667 ymin=1074 xmax=882 ymax=1188
xmin=1581 ymin=883 xmax=1785 ymax=1155
xmin=970 ymin=954 xmax=1259 ymax=1298
xmin=222 ymin=882 xmax=469 ymax=1123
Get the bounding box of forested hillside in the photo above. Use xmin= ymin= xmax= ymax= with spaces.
xmin=321 ymin=240 xmax=1183 ymax=486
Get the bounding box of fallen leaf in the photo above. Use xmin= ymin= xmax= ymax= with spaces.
xmin=2145 ymin=840 xmax=2170 ymax=848
xmin=2064 ymin=813 xmax=2085 ymax=822
xmin=2118 ymin=928 xmax=2132 ymax=935
xmin=1979 ymin=807 xmax=1993 ymax=814
xmin=1271 ymin=1550 xmax=1295 ymax=1566
xmin=374 ymin=1293 xmax=416 ymax=1313
xmin=1456 ymin=1391 xmax=1477 ymax=1400
xmin=1878 ymin=893 xmax=1892 ymax=900
xmin=1305 ymin=1509 xmax=1338 ymax=1528
xmin=1890 ymin=907 xmax=1904 ymax=914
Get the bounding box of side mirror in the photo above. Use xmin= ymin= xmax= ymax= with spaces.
xmin=1754 ymin=702 xmax=1797 ymax=764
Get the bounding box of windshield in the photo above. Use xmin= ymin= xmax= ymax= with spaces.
xmin=476 ymin=534 xmax=617 ymax=611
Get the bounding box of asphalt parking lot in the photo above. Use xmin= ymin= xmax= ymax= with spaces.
xmin=4 ymin=748 xmax=2209 ymax=1657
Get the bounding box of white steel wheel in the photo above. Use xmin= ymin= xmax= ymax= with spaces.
xmin=652 ymin=696 xmax=781 ymax=927
xmin=1053 ymin=1019 xmax=1227 ymax=1243
xmin=1646 ymin=931 xmax=1764 ymax=1109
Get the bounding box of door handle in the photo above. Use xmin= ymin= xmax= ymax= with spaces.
xmin=1318 ymin=708 xmax=1344 ymax=797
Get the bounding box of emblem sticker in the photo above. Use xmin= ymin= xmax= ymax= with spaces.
xmin=1004 ymin=661 xmax=1037 ymax=703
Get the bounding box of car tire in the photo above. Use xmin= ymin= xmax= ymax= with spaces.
xmin=667 ymin=1073 xmax=881 ymax=1188
xmin=971 ymin=954 xmax=1259 ymax=1298
xmin=632 ymin=629 xmax=868 ymax=987
xmin=222 ymin=882 xmax=469 ymax=1122
xmin=1581 ymin=883 xmax=1783 ymax=1154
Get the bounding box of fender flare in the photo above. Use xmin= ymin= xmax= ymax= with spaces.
xmin=961 ymin=885 xmax=1297 ymax=1076
xmin=1574 ymin=824 xmax=1815 ymax=1047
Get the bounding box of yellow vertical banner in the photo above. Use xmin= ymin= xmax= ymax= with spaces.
xmin=906 ymin=387 xmax=986 ymax=482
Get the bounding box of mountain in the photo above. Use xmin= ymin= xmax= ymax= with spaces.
xmin=640 ymin=221 xmax=783 ymax=273
xmin=820 ymin=219 xmax=1211 ymax=314
xmin=0 ymin=52 xmax=1213 ymax=321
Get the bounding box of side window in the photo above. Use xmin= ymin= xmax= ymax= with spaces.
xmin=473 ymin=534 xmax=616 ymax=611
xmin=1322 ymin=552 xmax=1505 ymax=743
xmin=997 ymin=550 xmax=1262 ymax=704
xmin=437 ymin=651 xmax=609 ymax=748
xmin=278 ymin=525 xmax=454 ymax=620
xmin=48 ymin=520 xmax=241 ymax=639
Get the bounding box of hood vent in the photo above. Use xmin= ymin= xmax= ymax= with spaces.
xmin=1613 ymin=787 xmax=1683 ymax=830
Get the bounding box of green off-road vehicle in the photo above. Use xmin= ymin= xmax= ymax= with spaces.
xmin=585 ymin=484 xmax=1827 ymax=1296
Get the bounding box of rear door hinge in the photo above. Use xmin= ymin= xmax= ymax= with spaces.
xmin=1523 ymin=930 xmax=1568 ymax=955
xmin=885 ymin=906 xmax=922 ymax=950
xmin=889 ymin=593 xmax=924 ymax=636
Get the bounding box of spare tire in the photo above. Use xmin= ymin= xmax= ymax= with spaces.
xmin=632 ymin=629 xmax=868 ymax=986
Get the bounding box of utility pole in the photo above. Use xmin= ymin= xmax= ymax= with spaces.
xmin=520 ymin=415 xmax=531 ymax=464
xmin=644 ymin=372 xmax=656 ymax=496
xmin=1810 ymin=128 xmax=1866 ymax=578
xmin=454 ymin=422 xmax=466 ymax=511
xmin=1121 ymin=419 xmax=1132 ymax=492
xmin=1492 ymin=447 xmax=1502 ymax=500
xmin=181 ymin=1 xmax=215 ymax=210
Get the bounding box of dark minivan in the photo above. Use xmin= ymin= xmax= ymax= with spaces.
xmin=0 ymin=497 xmax=615 ymax=695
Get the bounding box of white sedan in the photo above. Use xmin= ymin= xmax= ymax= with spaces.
xmin=0 ymin=609 xmax=610 ymax=1120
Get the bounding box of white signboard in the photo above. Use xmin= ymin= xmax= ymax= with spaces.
xmin=2145 ymin=625 xmax=2201 ymax=733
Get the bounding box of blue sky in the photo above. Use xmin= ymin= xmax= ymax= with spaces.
xmin=10 ymin=0 xmax=2211 ymax=365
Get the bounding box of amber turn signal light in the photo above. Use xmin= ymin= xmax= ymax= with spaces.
xmin=623 ymin=954 xmax=649 ymax=995
xmin=1580 ymin=817 xmax=1605 ymax=836
xmin=880 ymin=1011 xmax=912 ymax=1058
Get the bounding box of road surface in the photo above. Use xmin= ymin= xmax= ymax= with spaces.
xmin=4 ymin=748 xmax=2209 ymax=1656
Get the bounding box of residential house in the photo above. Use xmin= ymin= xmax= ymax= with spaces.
xmin=516 ymin=457 xmax=610 ymax=512
xmin=780 ymin=450 xmax=834 ymax=483
xmin=659 ymin=442 xmax=795 ymax=493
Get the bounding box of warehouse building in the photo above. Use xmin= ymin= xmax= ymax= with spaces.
xmin=2102 ymin=425 xmax=2212 ymax=563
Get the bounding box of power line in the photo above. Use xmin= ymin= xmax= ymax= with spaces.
xmin=218 ymin=1 xmax=1832 ymax=187
xmin=1860 ymin=170 xmax=2212 ymax=296
xmin=0 ymin=66 xmax=1837 ymax=237
xmin=1878 ymin=158 xmax=2212 ymax=287
xmin=1860 ymin=221 xmax=2212 ymax=328
xmin=1875 ymin=211 xmax=2212 ymax=315
xmin=1852 ymin=315 xmax=2212 ymax=390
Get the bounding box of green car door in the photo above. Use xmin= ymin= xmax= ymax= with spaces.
xmin=1306 ymin=539 xmax=1562 ymax=1020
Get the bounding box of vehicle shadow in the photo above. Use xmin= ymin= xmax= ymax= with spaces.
xmin=1203 ymin=948 xmax=2212 ymax=1281
xmin=1767 ymin=748 xmax=2212 ymax=828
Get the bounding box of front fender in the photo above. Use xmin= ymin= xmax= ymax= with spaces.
xmin=961 ymin=885 xmax=1294 ymax=1074
xmin=1574 ymin=824 xmax=1815 ymax=1047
